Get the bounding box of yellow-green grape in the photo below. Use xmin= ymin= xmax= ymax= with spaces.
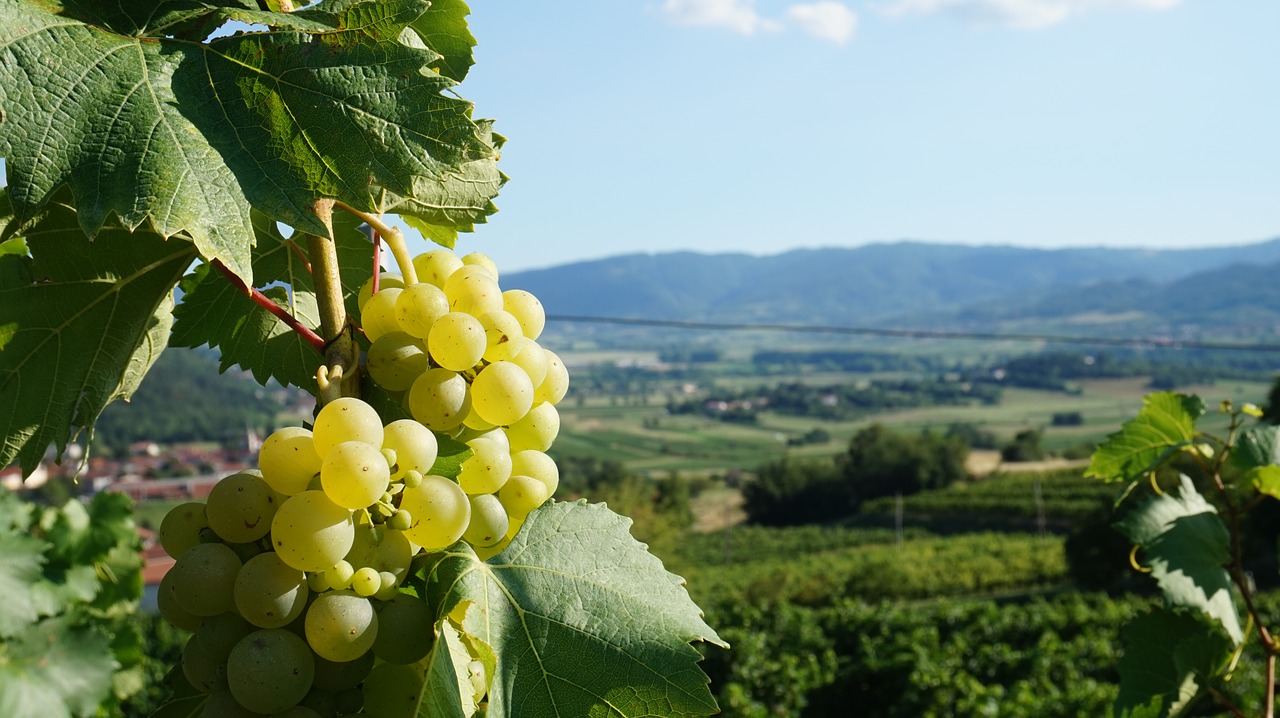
xmin=357 ymin=273 xmax=405 ymax=312
xmin=403 ymin=470 xmax=423 ymax=489
xmin=394 ymin=282 xmax=450 ymax=339
xmin=271 ymin=491 xmax=356 ymax=572
xmin=399 ymin=476 xmax=471 ymax=550
xmin=381 ymin=419 xmax=438 ymax=481
xmin=370 ymin=594 xmax=434 ymax=665
xmin=350 ymin=567 xmax=380 ymax=597
xmin=464 ymin=494 xmax=509 ymax=548
xmin=306 ymin=571 xmax=330 ymax=593
xmin=312 ymin=651 xmax=375 ymax=692
xmin=478 ymin=310 xmax=524 ymax=363
xmin=183 ymin=634 xmax=226 ymax=694
xmin=159 ymin=501 xmax=209 ymax=560
xmin=443 ymin=265 xmax=503 ymax=317
xmin=366 ymin=332 xmax=430 ymax=392
xmin=510 ymin=449 xmax=560 ymax=496
xmin=373 ymin=571 xmax=399 ymax=601
xmin=202 ymin=691 xmax=262 ymax=718
xmin=460 ymin=251 xmax=498 ymax=280
xmin=206 ymin=471 xmax=279 ymax=544
xmin=508 ymin=337 xmax=549 ymax=387
xmin=272 ymin=707 xmax=323 ymax=718
xmin=258 ymin=427 xmax=322 ymax=496
xmin=457 ymin=438 xmax=512 ymax=495
xmin=305 ymin=591 xmax=378 ymax=662
xmin=344 ymin=524 xmax=412 ymax=585
xmin=504 ymin=401 xmax=560 ymax=453
xmin=388 ymin=509 xmax=412 ymax=532
xmin=412 ymin=249 xmax=463 ymax=289
xmin=361 ymin=663 xmax=425 ymax=718
xmin=427 ymin=312 xmax=485 ymax=371
xmin=227 ymin=629 xmax=315 ymax=714
xmin=497 ymin=474 xmax=550 ymax=520
xmin=312 ymin=398 xmax=384 ymax=457
xmin=360 ymin=287 xmax=404 ymax=343
xmin=406 ymin=368 xmax=470 ymax=432
xmin=325 ymin=560 xmax=355 ymax=591
xmin=234 ymin=552 xmax=308 ymax=629
xmin=461 ymin=402 xmax=495 ymax=431
xmin=501 ymin=289 xmax=545 ymax=341
xmin=195 ymin=613 xmax=252 ymax=664
xmin=470 ymin=361 xmax=534 ymax=427
xmin=321 ymin=441 xmax=391 ymax=510
xmin=534 ymin=349 xmax=570 ymax=405
xmin=158 ymin=571 xmax=202 ymax=631
xmin=168 ymin=542 xmax=242 ymax=617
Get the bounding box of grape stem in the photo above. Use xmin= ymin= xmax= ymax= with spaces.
xmin=305 ymin=199 xmax=359 ymax=401
xmin=210 ymin=260 xmax=325 ymax=353
xmin=334 ymin=201 xmax=418 ymax=285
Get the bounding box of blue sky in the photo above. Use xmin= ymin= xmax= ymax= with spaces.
xmin=407 ymin=0 xmax=1280 ymax=272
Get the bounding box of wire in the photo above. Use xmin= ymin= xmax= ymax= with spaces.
xmin=546 ymin=314 xmax=1280 ymax=353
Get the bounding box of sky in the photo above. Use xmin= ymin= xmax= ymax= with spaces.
xmin=398 ymin=0 xmax=1280 ymax=272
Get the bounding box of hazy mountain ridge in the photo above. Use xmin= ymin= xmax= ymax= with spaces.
xmin=504 ymin=240 xmax=1280 ymax=328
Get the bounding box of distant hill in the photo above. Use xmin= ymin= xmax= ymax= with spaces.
xmin=503 ymin=240 xmax=1280 ymax=327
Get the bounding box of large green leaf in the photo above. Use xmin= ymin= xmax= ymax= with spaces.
xmin=0 ymin=0 xmax=501 ymax=282
xmin=0 ymin=529 xmax=46 ymax=639
xmin=1115 ymin=474 xmax=1241 ymax=644
xmin=424 ymin=502 xmax=726 ymax=718
xmin=0 ymin=196 xmax=196 ymax=475
xmin=170 ymin=210 xmax=372 ymax=390
xmin=1113 ymin=608 xmax=1233 ymax=718
xmin=1087 ymin=392 xmax=1204 ymax=484
xmin=409 ymin=0 xmax=477 ymax=82
xmin=419 ymin=619 xmax=476 ymax=718
xmin=1227 ymin=425 xmax=1280 ymax=499
xmin=0 ymin=616 xmax=119 ymax=718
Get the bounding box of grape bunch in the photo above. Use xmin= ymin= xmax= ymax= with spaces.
xmin=154 ymin=249 xmax=568 ymax=716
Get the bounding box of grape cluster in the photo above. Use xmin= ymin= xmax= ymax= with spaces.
xmin=154 ymin=249 xmax=567 ymax=716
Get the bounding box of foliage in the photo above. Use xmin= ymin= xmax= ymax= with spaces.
xmin=1001 ymin=428 xmax=1046 ymax=462
xmin=841 ymin=424 xmax=969 ymax=504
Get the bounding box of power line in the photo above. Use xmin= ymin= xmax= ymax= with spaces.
xmin=546 ymin=314 xmax=1280 ymax=353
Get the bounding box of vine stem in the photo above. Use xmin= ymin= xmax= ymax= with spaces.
xmin=305 ymin=199 xmax=359 ymax=402
xmin=334 ymin=201 xmax=418 ymax=285
xmin=210 ymin=260 xmax=324 ymax=353
xmin=1267 ymin=653 xmax=1276 ymax=718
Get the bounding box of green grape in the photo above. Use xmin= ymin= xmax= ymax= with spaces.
xmin=394 ymin=282 xmax=450 ymax=339
xmin=373 ymin=571 xmax=399 ymax=601
xmin=159 ymin=501 xmax=210 ymax=560
xmin=460 ymin=251 xmax=499 ymax=280
xmin=370 ymin=594 xmax=434 ymax=664
xmin=227 ymin=539 xmax=266 ymax=565
xmin=406 ymin=368 xmax=470 ymax=432
xmin=158 ymin=570 xmax=202 ymax=631
xmin=206 ymin=471 xmax=279 ymax=544
xmin=305 ymin=590 xmax=378 ymax=662
xmin=467 ymin=660 xmax=487 ymax=701
xmin=366 ymin=332 xmax=430 ymax=392
xmin=312 ymin=397 xmax=384 ymax=457
xmin=201 ymin=691 xmax=261 ymax=718
xmin=381 ymin=419 xmax=437 ymax=480
xmin=461 ymin=402 xmax=496 ymax=431
xmin=344 ymin=524 xmax=412 ymax=585
xmin=501 ymin=288 xmax=545 ymax=341
xmin=357 ymin=273 xmax=405 ymax=312
xmin=470 ymin=361 xmax=534 ymax=426
xmin=196 ymin=613 xmax=252 ymax=663
xmin=509 ymin=449 xmax=560 ymax=497
xmin=360 ymin=662 xmax=425 ymax=718
xmin=227 ymin=629 xmax=315 ymax=714
xmin=311 ymin=651 xmax=374 ymax=692
xmin=271 ymin=491 xmax=355 ymax=572
xmin=411 ymin=249 xmax=463 ymax=289
xmin=464 ymin=494 xmax=509 ymax=548
xmin=350 ymin=567 xmax=380 ymax=597
xmin=427 ymin=311 xmax=485 ymax=371
xmin=298 ymin=688 xmax=337 ymax=718
xmin=399 ymin=476 xmax=470 ymax=550
xmin=306 ymin=571 xmax=330 ymax=593
xmin=325 ymin=559 xmax=355 ymax=590
xmin=258 ymin=427 xmax=322 ymax=496
xmin=169 ymin=542 xmax=243 ymax=617
xmin=474 ymin=426 xmax=511 ymax=453
xmin=443 ymin=264 xmax=503 ymax=317
xmin=478 ymin=310 xmax=524 ymax=363
xmin=508 ymin=337 xmax=549 ymax=387
xmin=235 ymin=552 xmax=309 ymax=629
xmin=270 ymin=707 xmax=322 ymax=718
xmin=534 ymin=348 xmax=570 ymax=405
xmin=320 ymin=441 xmax=390 ymax=510
xmin=504 ymin=401 xmax=560 ymax=453
xmin=456 ymin=438 xmax=512 ymax=495
xmin=388 ymin=509 xmax=412 ymax=532
xmin=334 ymin=688 xmax=364 ymax=715
xmin=402 ymin=470 xmax=423 ymax=489
xmin=183 ymin=634 xmax=227 ymax=693
xmin=360 ymin=286 xmax=404 ymax=343
xmin=497 ymin=474 xmax=550 ymax=520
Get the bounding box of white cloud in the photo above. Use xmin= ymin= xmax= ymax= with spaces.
xmin=661 ymin=0 xmax=782 ymax=35
xmin=880 ymin=0 xmax=1179 ymax=30
xmin=786 ymin=2 xmax=859 ymax=43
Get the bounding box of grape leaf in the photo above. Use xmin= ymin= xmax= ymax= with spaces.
xmin=1227 ymin=425 xmax=1280 ymax=499
xmin=0 ymin=616 xmax=119 ymax=718
xmin=1115 ymin=474 xmax=1241 ymax=644
xmin=0 ymin=195 xmax=196 ymax=475
xmin=1113 ymin=608 xmax=1233 ymax=718
xmin=409 ymin=0 xmax=478 ymax=82
xmin=419 ymin=619 xmax=476 ymax=718
xmin=171 ymin=210 xmax=372 ymax=390
xmin=0 ymin=529 xmax=46 ymax=638
xmin=425 ymin=502 xmax=726 ymax=718
xmin=381 ymin=121 xmax=508 ymax=238
xmin=0 ymin=0 xmax=501 ymax=283
xmin=1086 ymin=392 xmax=1204 ymax=484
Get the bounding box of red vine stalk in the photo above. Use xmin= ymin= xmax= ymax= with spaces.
xmin=210 ymin=260 xmax=325 ymax=353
